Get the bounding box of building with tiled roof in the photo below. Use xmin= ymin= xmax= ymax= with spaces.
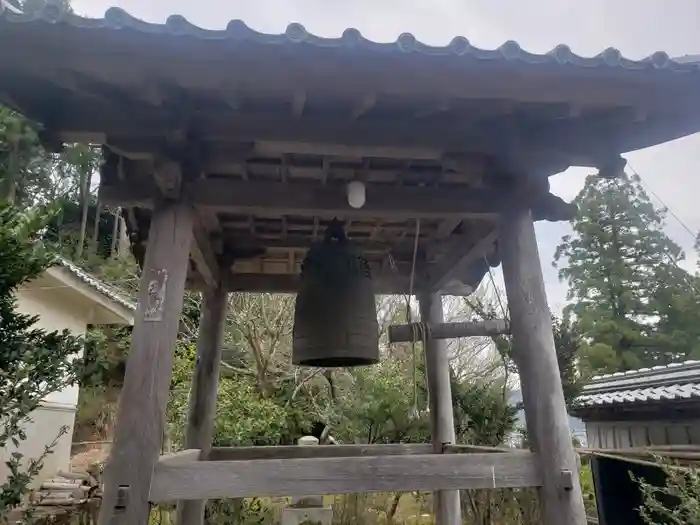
xmin=1 ymin=259 xmax=135 ymax=489
xmin=572 ymin=360 xmax=700 ymax=525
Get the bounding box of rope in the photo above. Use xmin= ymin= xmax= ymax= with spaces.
xmin=483 ymin=256 xmax=511 ymax=399
xmin=407 ymin=218 xmax=421 ymax=417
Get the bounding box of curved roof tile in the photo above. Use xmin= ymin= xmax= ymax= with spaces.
xmin=2 ymin=3 xmax=699 ymax=74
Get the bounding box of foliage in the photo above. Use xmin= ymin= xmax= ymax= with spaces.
xmin=636 ymin=459 xmax=700 ymax=525
xmin=452 ymin=376 xmax=518 ymax=447
xmin=334 ymin=357 xmax=430 ymax=445
xmin=554 ymin=173 xmax=700 ymax=374
xmin=579 ymin=462 xmax=598 ymax=517
xmin=0 ymin=202 xmax=90 ymax=519
xmin=551 ymin=312 xmax=585 ymax=409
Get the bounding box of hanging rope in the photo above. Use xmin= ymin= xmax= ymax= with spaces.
xmin=483 ymin=256 xmax=511 ymax=400
xmin=407 ymin=218 xmax=421 ymax=417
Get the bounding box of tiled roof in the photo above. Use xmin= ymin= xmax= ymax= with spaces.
xmin=56 ymin=257 xmax=137 ymax=312
xmin=1 ymin=3 xmax=698 ymax=74
xmin=576 ymin=361 xmax=700 ymax=408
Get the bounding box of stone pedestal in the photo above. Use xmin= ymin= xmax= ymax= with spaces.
xmin=281 ymin=436 xmax=332 ymax=525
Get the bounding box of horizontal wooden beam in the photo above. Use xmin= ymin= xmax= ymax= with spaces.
xmin=148 ymin=452 xmax=541 ymax=502
xmin=219 ymin=272 xmax=416 ymax=295
xmin=100 ymin=179 xmax=541 ymax=220
xmin=209 ymin=443 xmax=434 ymax=461
xmin=158 ymin=449 xmax=202 ymax=466
xmin=218 ymin=272 xmax=475 ymax=296
xmin=55 ymin=111 xmax=619 ymax=171
xmin=388 ymin=319 xmax=509 ymax=343
xmin=253 ymin=140 xmax=442 ymax=161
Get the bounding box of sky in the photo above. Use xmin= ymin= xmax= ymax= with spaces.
xmin=70 ymin=0 xmax=700 ymax=311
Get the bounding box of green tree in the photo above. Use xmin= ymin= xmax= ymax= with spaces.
xmin=555 ymin=173 xmax=698 ymax=374
xmin=552 ymin=312 xmax=585 ymax=408
xmin=0 ymin=202 xmax=88 ymax=519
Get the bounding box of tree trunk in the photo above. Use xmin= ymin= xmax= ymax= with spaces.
xmin=91 ymin=196 xmax=101 ymax=257
xmin=110 ymin=208 xmax=120 ymax=258
xmin=76 ymin=167 xmax=92 ymax=259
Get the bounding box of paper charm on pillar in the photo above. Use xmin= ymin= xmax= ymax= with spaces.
xmin=293 ymin=219 xmax=379 ymax=367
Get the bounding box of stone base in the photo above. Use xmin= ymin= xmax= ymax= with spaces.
xmin=281 ymin=507 xmax=333 ymax=525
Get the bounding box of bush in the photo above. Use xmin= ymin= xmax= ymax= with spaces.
xmin=0 ymin=202 xmax=89 ymax=519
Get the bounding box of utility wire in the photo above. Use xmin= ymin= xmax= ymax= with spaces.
xmin=612 ymin=176 xmax=700 ymax=296
xmin=626 ymin=161 xmax=698 ymax=244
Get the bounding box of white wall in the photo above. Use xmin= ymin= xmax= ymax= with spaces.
xmin=15 ymin=279 xmax=88 ymax=408
xmin=1 ymin=272 xmax=101 ymax=483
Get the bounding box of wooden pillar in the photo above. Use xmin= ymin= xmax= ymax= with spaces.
xmin=417 ymin=292 xmax=461 ymax=525
xmin=499 ymin=207 xmax=587 ymax=525
xmin=176 ymin=281 xmax=228 ymax=525
xmin=98 ymin=199 xmax=194 ymax=525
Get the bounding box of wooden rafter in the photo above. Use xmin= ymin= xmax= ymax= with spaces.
xmin=100 ymin=179 xmax=554 ymax=220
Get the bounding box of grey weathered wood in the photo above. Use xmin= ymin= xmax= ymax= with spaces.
xmin=189 ymin=217 xmax=220 ymax=288
xmin=208 ymin=443 xmax=434 ymax=461
xmin=499 ymin=206 xmax=587 ymax=525
xmin=149 ymin=452 xmax=542 ymax=502
xmin=444 ymin=444 xmax=530 ymax=454
xmin=426 ymin=229 xmax=498 ymax=292
xmin=219 ymin=272 xmax=442 ymax=296
xmin=147 ymin=158 xmax=220 ymax=288
xmin=175 ymin=281 xmax=228 ymax=525
xmin=388 ymin=319 xmax=509 ymax=343
xmin=100 ymin=179 xmax=566 ymax=221
xmin=418 ymin=293 xmax=461 ymax=525
xmin=159 ymin=449 xmax=202 ymax=466
xmin=98 ymin=198 xmax=194 ymax=525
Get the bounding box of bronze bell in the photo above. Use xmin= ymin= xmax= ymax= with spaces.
xmin=292 ymin=220 xmax=379 ymax=367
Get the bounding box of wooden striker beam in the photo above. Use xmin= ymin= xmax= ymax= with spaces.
xmin=98 ymin=199 xmax=194 ymax=525
xmin=418 ymin=293 xmax=461 ymax=525
xmin=176 ymin=281 xmax=228 ymax=525
xmin=387 ymin=319 xmax=509 ymax=343
xmin=148 ymin=452 xmax=541 ymax=502
xmin=499 ymin=206 xmax=587 ymax=525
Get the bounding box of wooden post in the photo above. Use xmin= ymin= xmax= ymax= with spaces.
xmin=98 ymin=199 xmax=194 ymax=525
xmin=417 ymin=292 xmax=461 ymax=525
xmin=499 ymin=207 xmax=587 ymax=525
xmin=175 ymin=281 xmax=228 ymax=525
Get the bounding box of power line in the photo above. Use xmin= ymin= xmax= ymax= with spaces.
xmin=611 ymin=177 xmax=700 ymax=296
xmin=626 ymin=162 xmax=698 ymax=244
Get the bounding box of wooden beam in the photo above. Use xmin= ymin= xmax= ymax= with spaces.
xmin=225 ymin=234 xmax=414 ymax=254
xmin=190 ymin=216 xmax=220 ymax=288
xmin=146 ymin=158 xmax=221 ymax=287
xmin=55 ymin=113 xmax=620 ymax=170
xmin=209 ymin=443 xmax=434 ymax=461
xmin=351 ymin=93 xmax=377 ymax=120
xmin=98 ymin=199 xmax=194 ymax=525
xmin=292 ymin=91 xmax=307 ymax=117
xmin=425 ymin=229 xmax=498 ymax=292
xmin=500 ymin=207 xmax=587 ymax=525
xmin=176 ymin=282 xmax=228 ymax=525
xmin=419 ymin=293 xmax=461 ymax=525
xmin=159 ymin=449 xmax=202 ymax=466
xmin=435 ymin=219 xmax=462 ymax=239
xmin=149 ymin=452 xmax=542 ymax=502
xmin=219 ymin=272 xmax=417 ymax=295
xmin=254 ymin=140 xmax=442 ymax=161
xmin=100 ymin=179 xmax=532 ymax=220
xmin=388 ymin=319 xmax=509 ymax=343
